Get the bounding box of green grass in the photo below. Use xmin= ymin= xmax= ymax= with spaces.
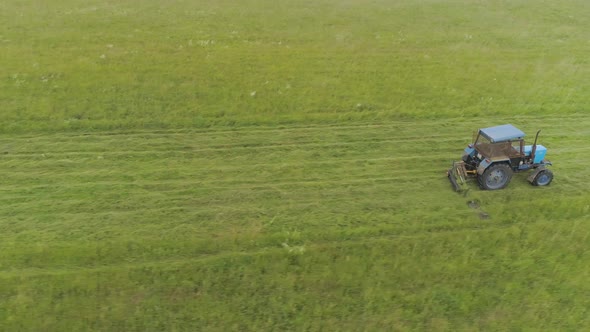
xmin=1 ymin=0 xmax=590 ymax=330
xmin=2 ymin=0 xmax=589 ymax=131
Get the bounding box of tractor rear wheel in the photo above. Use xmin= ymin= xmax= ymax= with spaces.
xmin=532 ymin=169 xmax=553 ymax=186
xmin=478 ymin=163 xmax=513 ymax=190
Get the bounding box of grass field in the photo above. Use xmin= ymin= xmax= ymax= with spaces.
xmin=1 ymin=0 xmax=590 ymax=330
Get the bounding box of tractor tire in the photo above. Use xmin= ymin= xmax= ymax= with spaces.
xmin=532 ymin=169 xmax=553 ymax=186
xmin=478 ymin=163 xmax=513 ymax=190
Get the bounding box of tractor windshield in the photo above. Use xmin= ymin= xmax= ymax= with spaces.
xmin=475 ymin=134 xmax=491 ymax=146
xmin=475 ymin=135 xmax=521 ymax=159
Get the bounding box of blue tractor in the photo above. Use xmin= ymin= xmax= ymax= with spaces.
xmin=448 ymin=124 xmax=553 ymax=191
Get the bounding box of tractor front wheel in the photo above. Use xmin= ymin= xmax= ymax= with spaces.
xmin=532 ymin=169 xmax=553 ymax=186
xmin=478 ymin=163 xmax=513 ymax=190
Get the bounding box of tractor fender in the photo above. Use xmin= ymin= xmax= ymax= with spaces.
xmin=477 ymin=159 xmax=510 ymax=175
xmin=527 ymin=166 xmax=547 ymax=183
xmin=476 ymin=159 xmax=492 ymax=175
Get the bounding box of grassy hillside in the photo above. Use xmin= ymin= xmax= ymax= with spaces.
xmin=1 ymin=0 xmax=589 ymax=330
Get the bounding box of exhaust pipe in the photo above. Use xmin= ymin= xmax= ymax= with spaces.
xmin=531 ymin=130 xmax=541 ymax=163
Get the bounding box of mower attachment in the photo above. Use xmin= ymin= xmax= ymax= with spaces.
xmin=447 ymin=161 xmax=470 ymax=192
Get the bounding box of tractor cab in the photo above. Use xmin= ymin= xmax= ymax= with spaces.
xmin=449 ymin=124 xmax=553 ymax=191
xmin=469 ymin=124 xmax=548 ymax=170
xmin=471 ymin=124 xmax=526 ymax=167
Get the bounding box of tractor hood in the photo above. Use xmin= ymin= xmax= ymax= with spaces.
xmin=524 ymin=145 xmax=547 ymax=164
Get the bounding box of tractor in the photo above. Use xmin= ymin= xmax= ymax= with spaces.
xmin=448 ymin=124 xmax=553 ymax=191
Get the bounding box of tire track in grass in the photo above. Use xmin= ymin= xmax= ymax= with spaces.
xmin=0 ymin=137 xmax=467 ymax=155
xmin=1 ymin=148 xmax=584 ymax=184
xmin=1 ymin=112 xmax=585 ymax=141
xmin=0 ymin=133 xmax=583 ymax=166
xmin=0 ymin=160 xmax=584 ymax=194
xmin=0 ymin=113 xmax=587 ymax=149
xmin=0 ymin=138 xmax=585 ymax=177
xmin=1 ymin=127 xmax=586 ymax=155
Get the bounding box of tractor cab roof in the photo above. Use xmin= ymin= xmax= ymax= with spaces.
xmin=479 ymin=124 xmax=525 ymax=143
